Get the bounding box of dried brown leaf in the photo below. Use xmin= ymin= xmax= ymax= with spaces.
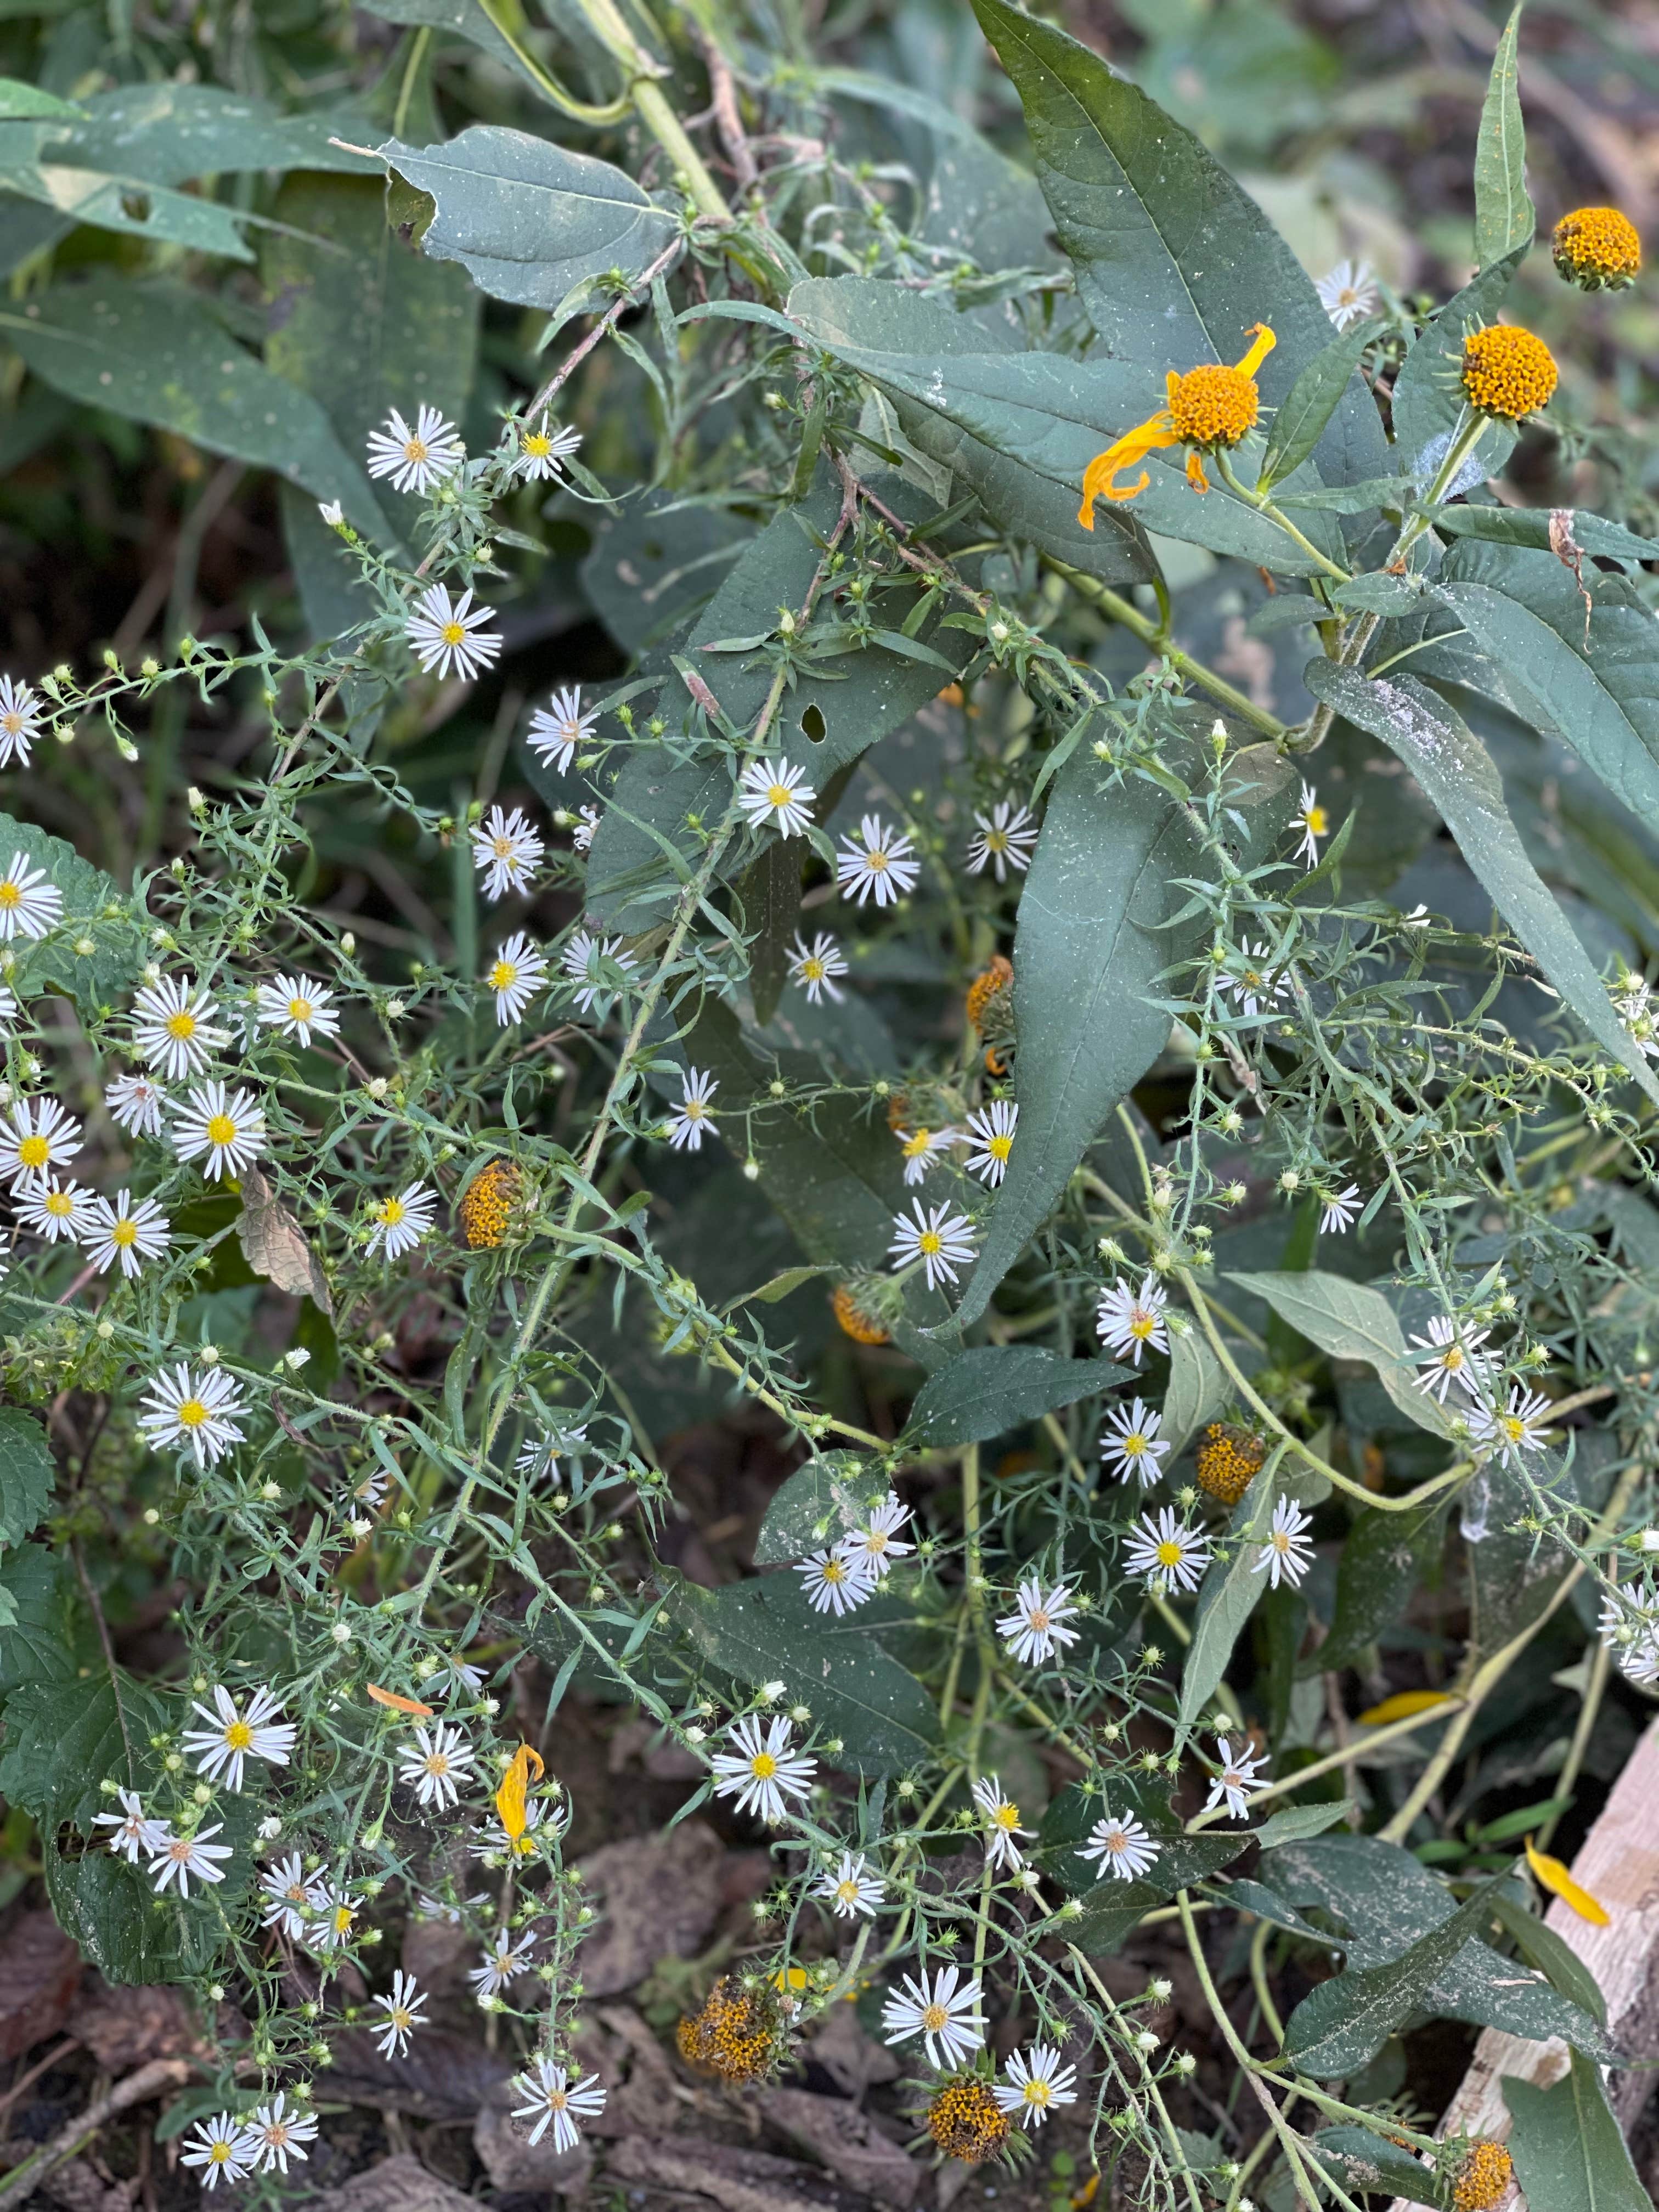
xmin=236 ymin=1165 xmax=332 ymax=1314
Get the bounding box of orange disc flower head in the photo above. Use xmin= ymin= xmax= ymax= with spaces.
xmin=1080 ymin=325 xmax=1276 ymax=524
xmin=1553 ymin=206 xmax=1641 ymax=290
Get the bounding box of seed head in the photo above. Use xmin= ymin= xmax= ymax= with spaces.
xmin=1195 ymin=1423 xmax=1267 ymax=1506
xmin=832 ymin=1282 xmax=890 ymax=1346
xmin=965 ymin=954 xmax=1014 ymax=1035
xmin=925 ymin=2075 xmax=1010 ymax=2164
xmin=1452 ymin=2139 xmax=1513 ymax=2211
xmin=458 ymin=1160 xmax=522 ymax=1249
xmin=675 ymin=1978 xmax=778 ymax=2084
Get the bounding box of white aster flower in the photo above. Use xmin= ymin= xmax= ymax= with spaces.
xmin=1319 ymin=1183 xmax=1362 ymax=1235
xmin=371 ymin=1968 xmax=429 ymax=2057
xmin=0 ymin=851 xmax=62 ymax=941
xmin=515 ymin=1425 xmax=588 ymax=1482
xmin=82 ymin=1189 xmax=171 ymax=1278
xmin=308 ymin=1886 xmax=361 ymax=1953
xmin=180 ymin=2112 xmax=256 ymax=2190
xmin=795 ymin=1542 xmax=877 ymax=1616
xmin=880 ymin=1964 xmax=984 ymax=2069
xmin=815 ymin=1849 xmax=885 ymax=1920
xmin=256 ymin=973 xmax=341 ymax=1048
xmin=888 ymin=1197 xmax=977 ymax=1292
xmin=516 ymin=413 xmax=582 ymax=481
xmin=1079 ymin=1809 xmax=1159 ymax=1881
xmin=1294 ymin=781 xmax=1328 ymax=867
xmin=964 ymin=1099 xmax=1018 ymax=1187
xmin=1205 ymin=1735 xmax=1268 ymax=1821
xmin=170 ymin=1080 xmax=266 ymax=1181
xmin=92 ymin=1788 xmax=167 ymax=1864
xmin=407 ymin=583 xmax=502 ymax=681
xmin=104 ymin=1070 xmax=166 ymax=1140
xmin=260 ymin=1852 xmax=326 ymax=1939
xmin=1599 ymin=1593 xmax=1659 ymax=1685
xmin=1101 ymin=1397 xmax=1170 ymax=1486
xmin=709 ymin=1712 xmax=815 ymax=1826
xmin=17 ymin=1173 xmax=94 ymax=1242
xmin=738 ymin=755 xmax=816 ymax=838
xmin=666 ymin=1064 xmax=718 ymax=1151
xmin=365 ymin=403 xmax=464 ymax=494
xmin=966 ymin=800 xmax=1039 ymax=882
xmin=995 ymin=2044 xmax=1079 ymax=2129
xmin=996 ymin=1575 xmax=1080 ymax=1666
xmin=1409 ymin=1315 xmax=1494 ymax=1402
xmin=182 ymin=1683 xmax=296 ymax=1793
xmin=1217 ymin=941 xmax=1290 ymax=1018
xmin=787 ymin=930 xmax=847 ymax=1005
xmin=1470 ymin=1384 xmax=1553 ymax=1468
xmin=399 ymin=1723 xmax=476 ymax=1810
xmin=131 ymin=973 xmax=227 ymax=1080
xmin=527 ymin=685 xmax=599 ymax=774
xmin=512 ymin=2057 xmax=607 ymax=2151
xmin=1096 ymin=1274 xmax=1169 ymax=1365
xmin=573 ymin=804 xmax=600 ymax=853
xmin=1315 ymin=258 xmax=1380 ymax=331
xmin=1124 ymin=1507 xmax=1212 ymax=1595
xmin=470 ymin=805 xmax=545 ymax=901
xmin=0 ymin=1095 xmax=81 ymax=1188
xmin=145 ymin=1820 xmax=233 ymax=1897
xmin=837 ymin=813 xmax=919 ymax=907
xmin=561 ymin=928 xmax=637 ymax=1015
xmin=366 ymin=1181 xmax=437 ymax=1261
xmin=137 ymin=1361 xmax=247 ymax=1469
xmin=895 ymin=1123 xmax=956 ymax=1186
xmin=246 ymin=2092 xmax=318 ymax=2176
xmin=972 ymin=1773 xmax=1034 ymax=1872
xmin=0 ymin=675 xmax=44 ymax=768
xmin=1252 ymin=1496 xmax=1317 ymax=1590
xmin=844 ymin=1491 xmax=914 ymax=1578
xmin=0 ymin=981 xmax=15 ymax=1027
xmin=318 ymin=499 xmax=344 ymax=527
xmin=468 ymin=1929 xmax=537 ymax=1999
xmin=486 ymin=932 xmax=548 ymax=1026
xmin=470 ymin=1796 xmax=563 ymax=1861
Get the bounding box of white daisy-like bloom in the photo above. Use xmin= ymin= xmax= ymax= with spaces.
xmin=170 ymin=1080 xmax=266 ymax=1181
xmin=787 ymin=930 xmax=847 ymax=1005
xmin=246 ymin=2092 xmax=318 ymax=2176
xmin=971 ymin=1773 xmax=1034 ymax=1871
xmin=1315 ymin=258 xmax=1381 ymax=331
xmin=996 ymin=1576 xmax=1081 ymax=1666
xmin=1124 ymin=1507 xmax=1212 ymax=1595
xmin=1096 ymin=1274 xmax=1169 ymax=1366
xmin=880 ymin=1964 xmax=985 ymax=2069
xmin=182 ymin=1683 xmax=296 ymax=1793
xmin=963 ymin=1099 xmax=1018 ymax=1187
xmin=1470 ymin=1384 xmax=1553 ymax=1469
xmin=365 ymin=403 xmax=465 ymax=494
xmin=307 ymin=1886 xmax=361 ymax=1953
xmin=407 ymin=583 xmax=503 ymax=681
xmin=318 ymin=500 xmax=344 ymax=527
xmin=738 ymin=755 xmax=816 ymax=838
xmin=1613 ymin=977 xmax=1659 ymax=1058
xmin=666 ymin=1065 xmax=719 ymax=1152
xmin=179 ymin=2112 xmax=257 ymax=2190
xmin=104 ymin=1071 xmax=166 ymax=1140
xmin=137 ymin=1362 xmax=247 ymax=1469
xmin=366 ymin=1181 xmax=437 ymax=1261
xmin=994 ymin=2045 xmax=1079 ymax=2130
xmin=0 ymin=981 xmax=16 ymax=1026
xmin=795 ymin=1542 xmax=877 ymax=1616
xmin=470 ymin=1796 xmax=564 ymax=1863
xmin=82 ymin=1189 xmax=171 ymax=1278
xmin=1319 ymin=1183 xmax=1362 ymax=1235
xmin=92 ymin=1788 xmax=167 ymax=1864
xmin=516 ymin=413 xmax=583 ymax=481
xmin=145 ymin=1820 xmax=233 ymax=1897
xmin=573 ymin=804 xmax=600 ymax=854
xmin=561 ymin=928 xmax=638 ymax=1015
xmin=1409 ymin=1315 xmax=1495 ymax=1402
xmin=1294 ymin=782 xmax=1328 ymax=867
xmin=259 ymin=1852 xmax=325 ymax=1939
xmin=486 ymin=932 xmax=549 ymax=1026
xmin=511 ymin=2057 xmax=607 ymax=2151
xmin=966 ymin=800 xmax=1039 ymax=882
xmin=844 ymin=1491 xmax=915 ymax=1579
xmin=815 ymin=1849 xmax=885 ymax=1920
xmin=470 ymin=805 xmax=545 ymax=902
xmin=256 ymin=973 xmax=341 ymax=1048
xmin=0 ymin=1095 xmax=81 ymax=1189
xmin=527 ymin=685 xmax=599 ymax=774
xmin=0 ymin=850 xmax=62 ymax=941
xmin=0 ymin=675 xmax=44 ymax=768
xmin=399 ymin=1722 xmax=477 ymax=1810
xmin=1598 ymin=1593 xmax=1659 ymax=1686
xmin=888 ymin=1198 xmax=978 ymax=1293
xmin=836 ymin=813 xmax=920 ymax=907
xmin=468 ymin=1929 xmax=537 ymax=1999
xmin=1217 ymin=941 xmax=1290 ymax=1018
xmin=1101 ymin=1397 xmax=1170 ymax=1487
xmin=709 ymin=1712 xmax=816 ymax=1826
xmin=895 ymin=1124 xmax=957 ymax=1187
xmin=515 ymin=1425 xmax=589 ymax=1482
xmin=1078 ymin=1808 xmax=1159 ymax=1881
xmin=16 ymin=1174 xmax=94 ymax=1243
xmin=437 ymin=1651 xmax=489 ymax=1699
xmin=131 ymin=974 xmax=228 ymax=1081
xmin=1253 ymin=1496 xmax=1317 ymax=1590
xmin=371 ymin=1968 xmax=429 ymax=2057
xmin=1205 ymin=1735 xmax=1268 ymax=1821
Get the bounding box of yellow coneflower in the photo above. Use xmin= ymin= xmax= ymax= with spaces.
xmin=1080 ymin=325 xmax=1277 ymax=520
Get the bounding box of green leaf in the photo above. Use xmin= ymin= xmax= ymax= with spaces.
xmin=736 ymin=1264 xmax=835 ymax=1309
xmin=8 ymin=278 xmax=387 ymax=540
xmin=1177 ymin=1468 xmax=1274 ymax=1734
xmin=1284 ymin=1877 xmax=1504 ymax=2077
xmin=1312 ymin=2128 xmax=1442 ymax=2208
xmin=1390 ymin=247 xmax=1525 ymax=476
xmin=0 ymin=810 xmax=143 ymax=1011
xmin=0 ymin=159 xmax=255 ymax=260
xmin=1504 ymin=2050 xmax=1651 ymax=2212
xmin=740 ymin=834 xmax=801 ymax=1026
xmin=0 ymin=1543 xmax=88 ymax=1697
xmin=360 ymin=0 xmax=568 ymax=105
xmin=0 ymin=80 xmax=82 ymax=121
xmin=1474 ymin=4 xmax=1533 ymax=270
xmin=1302 ymin=662 xmax=1659 ymax=1108
xmin=1486 ymin=1886 xmax=1606 ymax=2027
xmin=1252 ymin=1801 xmax=1357 ymax=1849
xmin=43 ymin=1848 xmax=224 ymax=1988
xmin=1161 ymin=1328 xmax=1231 ymax=1454
xmin=377 ymin=127 xmax=676 ymax=308
xmin=0 ymin=1673 xmax=167 ymax=1831
xmin=1259 ymin=320 xmax=1380 ymax=493
xmin=0 ymin=1406 xmax=54 ymax=1547
xmin=1311 ymin=1494 xmax=1449 ymax=1675
xmin=1426 ymin=504 xmax=1659 ymax=565
xmin=1227 ymin=1269 xmax=1450 ymax=1438
xmin=667 ymin=1572 xmax=940 ymax=1776
xmin=904 ymin=1347 xmax=1128 ymax=1448
xmin=754 ymin=1452 xmax=881 ymax=1566
xmin=1042 ymin=1779 xmax=1246 ymax=1949
xmin=42 ymin=83 xmax=383 ymax=182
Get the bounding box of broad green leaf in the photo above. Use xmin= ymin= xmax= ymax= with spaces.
xmin=0 ymin=809 xmax=144 ymax=1011
xmin=0 ymin=1406 xmax=54 ymax=1548
xmin=1309 ymin=1494 xmax=1449 ymax=1676
xmin=1177 ymin=1468 xmax=1273 ymax=1734
xmin=44 ymin=1848 xmax=226 ymax=1987
xmin=1474 ymin=5 xmax=1533 ymax=270
xmin=1252 ymin=1800 xmax=1357 ymax=1849
xmin=1504 ymin=2051 xmax=1651 ymax=2212
xmin=754 ymin=1453 xmax=881 ymax=1566
xmin=1161 ymin=1328 xmax=1231 ymax=1454
xmin=378 ymin=127 xmax=675 ymax=308
xmin=1390 ymin=247 xmax=1525 ymax=476
xmin=0 ymin=80 xmax=81 ymax=121
xmin=0 ymin=1673 xmax=167 ymax=1831
xmin=1486 ymin=1886 xmax=1607 ymax=2028
xmin=1284 ymin=1878 xmax=1503 ymax=2076
xmin=1303 ymin=662 xmax=1659 ymax=1108
xmin=0 ymin=159 xmax=255 ymax=259
xmin=904 ymin=1346 xmax=1127 ymax=1448
xmin=8 ymin=279 xmax=387 ymax=540
xmin=740 ymin=834 xmax=801 ymax=1026
xmin=361 ymin=0 xmax=567 ymax=104
xmin=1427 ymin=504 xmax=1659 ymax=565
xmin=1227 ymin=1269 xmax=1449 ymax=1440
xmin=41 ymin=83 xmax=383 ymax=182
xmin=736 ymin=1264 xmax=834 ymax=1308
xmin=1468 ymin=1465 xmax=1576 ymax=1654
xmin=581 ymin=493 xmax=757 ymax=659
xmin=667 ymin=1572 xmax=940 ymax=1776
xmin=0 ymin=1544 xmax=88 ymax=1696
xmin=1312 ymin=2128 xmax=1440 ymax=2207
xmin=1259 ymin=320 xmax=1379 ymax=492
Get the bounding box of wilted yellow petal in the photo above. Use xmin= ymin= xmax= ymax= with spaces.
xmin=494 ymin=1741 xmax=545 ymax=1842
xmin=1525 ymin=1835 xmax=1610 ymax=1926
xmin=366 ymin=1683 xmax=435 ymax=1717
xmin=1233 ymin=322 xmax=1278 ymax=378
xmin=1357 ymin=1689 xmax=1454 ymax=1725
xmin=1078 ymin=413 xmax=1179 ymax=524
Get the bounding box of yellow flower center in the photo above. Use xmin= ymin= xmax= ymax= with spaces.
xmin=1304 ymin=805 xmax=1328 ymax=836
xmin=165 ymin=1009 xmax=196 ymax=1039
xmin=492 ymin=837 xmax=513 ymax=859
xmin=1271 ymin=1530 xmax=1292 ymax=1553
xmin=991 ymin=1801 xmax=1020 ymax=1831
xmin=866 ymin=848 xmax=889 ymax=871
xmin=822 ymin=1557 xmax=849 ymax=1584
xmin=18 ymin=1134 xmax=48 ymax=1167
xmin=684 ymin=1098 xmax=705 ymax=1120
xmin=0 ymin=881 xmax=19 ymax=909
xmin=989 ymin=1133 xmax=1013 ymax=1160
xmin=380 ymin=1197 xmax=405 ymax=1226
xmin=750 ymin=1751 xmax=778 ymax=1780
xmin=918 ymin=1229 xmax=942 ymax=1257
xmin=1460 ymin=324 xmax=1558 ymax=419
xmin=404 ymin=436 xmax=428 ymax=463
xmin=1124 ymin=1432 xmax=1147 ymax=1455
xmin=177 ymin=1398 xmax=209 ymax=1429
xmin=921 ymin=2003 xmax=949 ymax=2033
xmin=332 ymin=1905 xmax=354 ymax=1934
xmin=1025 ymin=2080 xmax=1051 ymax=2106
xmin=112 ymin=1217 xmax=138 ymax=1245
xmin=1103 ymin=1829 xmax=1128 ymax=1855
xmin=803 ymin=958 xmax=825 ymax=981
xmin=424 ymin=1753 xmax=450 ymax=1775
xmin=1500 ymin=1415 xmax=1525 ymax=1443
xmin=44 ymin=1189 xmax=73 ymax=1217
xmin=225 ymin=1720 xmax=252 ymax=1750
xmin=441 ymin=621 xmax=466 ymax=647
xmin=208 ymin=2142 xmax=233 ymax=2165
xmin=1167 ymin=362 xmax=1260 ymax=448
xmin=1128 ymin=1310 xmax=1156 ymax=1339
xmin=490 ymin=960 xmax=517 ymax=991
xmin=1443 ymin=1346 xmax=1466 ymax=1370
xmin=866 ymin=1530 xmax=889 ymax=1553
xmin=1155 ymin=1539 xmax=1183 ymax=1568
xmin=523 ymin=432 xmax=551 ymax=458
xmin=287 ymin=996 xmax=313 ymax=1023
xmin=986 ymin=827 xmax=1009 ymax=851
xmin=836 ymin=1878 xmax=860 ymax=1905
xmin=902 ymin=1130 xmax=932 ymax=1158
xmin=548 ymin=2089 xmax=568 ymax=2112
xmin=766 ymin=783 xmax=791 ymax=808
xmin=206 ymin=1113 xmax=237 ymax=1147
xmin=390 ymin=2005 xmax=412 ymax=2031
xmin=0 ymin=711 xmax=20 ymax=735
xmin=1029 ymin=1607 xmax=1051 ymax=1632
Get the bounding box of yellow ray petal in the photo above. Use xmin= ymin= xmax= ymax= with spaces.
xmin=1525 ymin=1835 xmax=1610 ymax=1926
xmin=1079 ymin=411 xmax=1178 ymax=525
xmin=366 ymin=1683 xmax=435 ymax=1718
xmin=495 ymin=1741 xmax=546 ymax=1842
xmin=1357 ymin=1689 xmax=1454 ymax=1725
xmin=1186 ymin=448 xmax=1211 ymax=494
xmin=1234 ymin=323 xmax=1277 ymax=377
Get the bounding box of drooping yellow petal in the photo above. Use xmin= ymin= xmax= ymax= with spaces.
xmin=1525 ymin=1835 xmax=1610 ymax=1926
xmin=1357 ymin=1688 xmax=1454 ymax=1725
xmin=1234 ymin=322 xmax=1277 ymax=377
xmin=1185 ymin=448 xmax=1211 ymax=494
xmin=495 ymin=1741 xmax=546 ymax=1842
xmin=367 ymin=1683 xmax=435 ymax=1718
xmin=1078 ymin=411 xmax=1178 ymax=526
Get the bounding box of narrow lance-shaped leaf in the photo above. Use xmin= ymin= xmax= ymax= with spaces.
xmin=1227 ymin=1269 xmax=1450 ymax=1440
xmin=1259 ymin=320 xmax=1379 ymax=493
xmin=1474 ymin=3 xmax=1534 ymax=270
xmin=904 ymin=1346 xmax=1130 ymax=1449
xmin=1283 ymin=1876 xmax=1504 ymax=2076
xmin=1503 ymin=2050 xmax=1651 ymax=2212
xmin=1177 ymin=1466 xmax=1273 ymax=1735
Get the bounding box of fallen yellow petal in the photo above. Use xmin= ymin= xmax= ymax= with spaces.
xmin=1525 ymin=1835 xmax=1610 ymax=1926
xmin=1357 ymin=1689 xmax=1454 ymax=1725
xmin=366 ymin=1683 xmax=435 ymax=1718
xmin=1078 ymin=412 xmax=1179 ymax=525
xmin=494 ymin=1741 xmax=546 ymax=1842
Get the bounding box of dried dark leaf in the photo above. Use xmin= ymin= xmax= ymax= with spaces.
xmin=236 ymin=1164 xmax=332 ymax=1314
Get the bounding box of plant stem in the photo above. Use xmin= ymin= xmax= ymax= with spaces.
xmin=1047 ymin=561 xmax=1288 ymax=737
